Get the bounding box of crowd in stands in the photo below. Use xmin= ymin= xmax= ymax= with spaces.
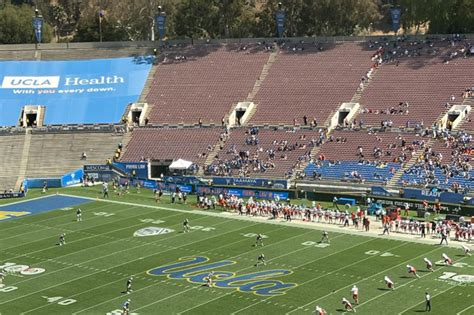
xmin=401 ymin=130 xmax=473 ymax=192
xmin=206 ymin=127 xmax=323 ymax=178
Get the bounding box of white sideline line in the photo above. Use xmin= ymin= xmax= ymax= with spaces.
xmin=457 ymin=304 xmax=474 ymax=315
xmin=3 ymin=212 xmax=211 ymax=288
xmin=229 ymin=242 xmax=410 ymax=315
xmin=59 ymin=193 xmax=467 ymax=249
xmin=4 ymin=218 xmax=256 ymax=309
xmin=0 ymin=202 xmax=118 ymax=239
xmin=346 ymin=256 xmax=470 ymax=314
xmin=1 ymin=205 xmax=146 ymax=254
xmin=286 ymin=245 xmax=445 ymax=314
xmin=71 ymin=224 xmax=308 ymax=314
xmin=22 ymin=224 xmax=290 ymax=315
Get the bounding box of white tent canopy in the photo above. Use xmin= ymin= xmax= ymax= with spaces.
xmin=169 ymin=159 xmax=193 ymax=170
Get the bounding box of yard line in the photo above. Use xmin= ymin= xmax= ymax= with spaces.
xmin=348 ymin=256 xmax=470 ymax=314
xmin=456 ymin=304 xmax=474 ymax=315
xmin=2 ymin=218 xmax=256 ymax=308
xmin=286 ymin=245 xmax=444 ymax=314
xmin=24 ymin=225 xmax=289 ymax=315
xmin=77 ymin=228 xmax=324 ymax=314
xmin=60 ymin=193 xmax=463 ymax=249
xmin=397 ymin=282 xmax=462 ymax=314
xmin=229 ymin=241 xmax=409 ymax=315
xmin=0 ymin=203 xmax=137 ymax=241
xmin=1 ymin=205 xmax=155 ymax=255
xmin=0 ymin=202 xmax=115 ymax=233
xmin=3 ymin=212 xmax=212 ymax=288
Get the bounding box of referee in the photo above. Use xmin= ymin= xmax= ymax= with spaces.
xmin=425 ymin=292 xmax=431 ymax=312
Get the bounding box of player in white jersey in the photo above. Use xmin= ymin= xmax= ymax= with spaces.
xmin=255 ymin=253 xmax=266 ymax=266
xmin=58 ymin=233 xmax=66 ymax=246
xmin=321 ymin=231 xmax=330 ymax=243
xmin=76 ymin=208 xmax=82 ymax=222
xmin=255 ymin=234 xmax=264 ymax=247
xmin=126 ymin=277 xmax=133 ymax=293
xmin=423 ymin=258 xmax=434 ymax=272
xmin=351 ymin=285 xmax=359 ymax=304
xmin=205 ymin=271 xmax=214 ymax=287
xmin=442 ymin=253 xmax=452 ymax=265
xmin=183 ymin=218 xmax=190 ymax=233
xmin=315 ymin=305 xmax=327 ymax=315
xmin=122 ymin=299 xmax=131 ymax=314
xmin=384 ymin=276 xmax=394 ymax=290
xmin=342 ymin=297 xmax=356 ymax=312
xmin=461 ymin=244 xmax=471 ymax=256
xmin=407 ymin=265 xmax=420 ymax=278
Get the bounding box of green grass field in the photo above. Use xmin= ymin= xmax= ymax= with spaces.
xmin=0 ymin=188 xmax=472 ymax=314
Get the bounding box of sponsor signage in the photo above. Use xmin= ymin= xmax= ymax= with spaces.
xmin=196 ymin=186 xmax=289 ymax=200
xmin=148 ymin=256 xmax=296 ymax=296
xmin=211 ymin=177 xmax=288 ymax=189
xmin=61 ymin=168 xmax=83 ymax=187
xmin=403 ymin=188 xmax=464 ymax=204
xmin=0 ymin=192 xmax=25 ymax=199
xmin=133 ymin=227 xmax=174 ymax=237
xmin=275 ymin=10 xmax=286 ymax=37
xmin=114 ymin=162 xmax=148 ymax=179
xmin=84 ymin=164 xmax=112 ymax=171
xmin=0 ymin=57 xmax=153 ymax=125
xmin=371 ymin=186 xmax=392 ymax=197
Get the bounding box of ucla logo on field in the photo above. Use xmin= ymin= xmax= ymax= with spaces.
xmin=148 ymin=256 xmax=297 ymax=296
xmin=0 ymin=211 xmax=30 ymax=221
xmin=133 ymin=227 xmax=174 ymax=237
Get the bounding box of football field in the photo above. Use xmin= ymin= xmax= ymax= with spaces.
xmin=0 ymin=192 xmax=472 ymax=314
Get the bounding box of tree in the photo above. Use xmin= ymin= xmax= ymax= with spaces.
xmin=74 ymin=13 xmax=129 ymax=42
xmin=174 ymin=0 xmax=220 ymax=38
xmin=0 ymin=3 xmax=53 ymax=44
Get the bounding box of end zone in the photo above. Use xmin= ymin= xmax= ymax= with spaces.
xmin=0 ymin=195 xmax=91 ymax=222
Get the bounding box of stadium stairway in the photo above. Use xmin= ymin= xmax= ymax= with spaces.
xmin=139 ymin=63 xmax=158 ymax=104
xmin=387 ymin=138 xmax=434 ymax=187
xmin=223 ymin=48 xmax=279 ymax=127
xmin=14 ymin=130 xmax=32 ymax=189
xmin=350 ymin=67 xmax=378 ymax=104
xmin=0 ymin=134 xmax=25 ymax=191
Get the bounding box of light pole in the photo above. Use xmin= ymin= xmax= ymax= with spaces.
xmin=98 ymin=0 xmax=103 ymax=42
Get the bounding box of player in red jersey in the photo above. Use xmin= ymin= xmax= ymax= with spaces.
xmin=407 ymin=265 xmax=420 ymax=278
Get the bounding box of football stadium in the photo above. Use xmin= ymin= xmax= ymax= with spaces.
xmin=0 ymin=1 xmax=473 ymax=314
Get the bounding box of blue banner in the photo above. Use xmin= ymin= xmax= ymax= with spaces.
xmin=61 ymin=168 xmax=84 ymax=187
xmin=113 ymin=162 xmax=148 ymax=179
xmin=275 ymin=10 xmax=286 ymax=37
xmin=403 ymin=188 xmax=464 ymax=204
xmin=32 ymin=16 xmax=43 ymax=43
xmin=211 ymin=177 xmax=287 ymax=189
xmin=0 ymin=57 xmax=153 ymax=125
xmin=156 ymin=14 xmax=167 ymax=39
xmin=390 ymin=8 xmax=402 ymax=32
xmin=163 ymin=176 xmax=204 ymax=185
xmin=371 ymin=186 xmax=392 ymax=197
xmin=197 ymin=186 xmax=289 ymax=200
xmin=24 ymin=178 xmax=61 ymax=188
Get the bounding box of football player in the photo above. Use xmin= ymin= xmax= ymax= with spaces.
xmin=183 ymin=218 xmax=190 ymax=233
xmin=76 ymin=208 xmax=82 ymax=222
xmin=315 ymin=305 xmax=327 ymax=315
xmin=423 ymin=257 xmax=434 ymax=272
xmin=462 ymin=244 xmax=471 ymax=256
xmin=384 ymin=276 xmax=394 ymax=290
xmin=122 ymin=299 xmax=131 ymax=314
xmin=255 ymin=253 xmax=266 ymax=267
xmin=59 ymin=233 xmax=66 ymax=246
xmin=407 ymin=265 xmax=420 ymax=278
xmin=351 ymin=285 xmax=359 ymax=304
xmin=126 ymin=277 xmax=133 ymax=294
xmin=442 ymin=253 xmax=453 ymax=265
xmin=255 ymin=234 xmax=264 ymax=247
xmin=342 ymin=297 xmax=356 ymax=312
xmin=321 ymin=231 xmax=330 ymax=243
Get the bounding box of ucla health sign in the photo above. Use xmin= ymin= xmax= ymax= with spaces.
xmin=0 ymin=57 xmax=153 ymax=125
